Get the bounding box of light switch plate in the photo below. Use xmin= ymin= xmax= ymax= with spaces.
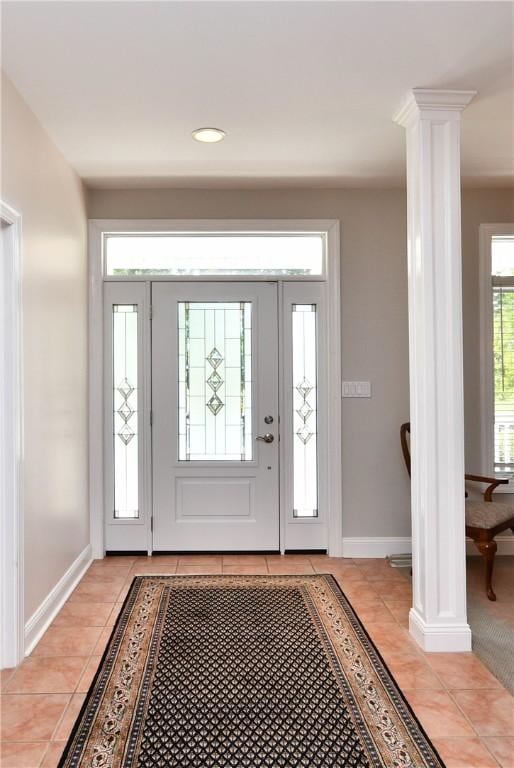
xmin=342 ymin=381 xmax=371 ymax=398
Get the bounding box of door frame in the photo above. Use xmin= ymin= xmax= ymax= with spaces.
xmin=0 ymin=201 xmax=24 ymax=668
xmin=89 ymin=219 xmax=342 ymax=557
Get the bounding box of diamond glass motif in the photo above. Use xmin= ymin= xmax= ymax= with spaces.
xmin=296 ymin=403 xmax=313 ymax=423
xmin=207 ymin=370 xmax=223 ymax=392
xmin=118 ymin=424 xmax=135 ymax=445
xmin=205 ymin=346 xmax=225 ymax=416
xmin=296 ymin=377 xmax=313 ymax=398
xmin=206 ymin=347 xmax=223 ymax=370
xmin=296 ymin=425 xmax=313 ymax=444
xmin=117 ymin=402 xmax=134 ymax=423
xmin=207 ymin=394 xmax=224 ymax=416
xmin=117 ymin=377 xmax=134 ymax=400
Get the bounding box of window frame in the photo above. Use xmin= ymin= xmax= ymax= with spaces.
xmin=479 ymin=223 xmax=514 ymax=490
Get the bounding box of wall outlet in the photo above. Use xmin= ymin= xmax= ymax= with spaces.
xmin=342 ymin=381 xmax=371 ymax=398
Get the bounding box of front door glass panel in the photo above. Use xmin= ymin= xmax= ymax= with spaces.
xmin=178 ymin=301 xmax=252 ymax=461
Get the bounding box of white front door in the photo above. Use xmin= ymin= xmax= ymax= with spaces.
xmin=151 ymin=282 xmax=279 ymax=551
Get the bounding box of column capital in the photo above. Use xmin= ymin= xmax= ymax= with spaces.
xmin=393 ymin=88 xmax=476 ymax=127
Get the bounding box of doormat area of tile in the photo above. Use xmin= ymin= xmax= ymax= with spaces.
xmin=59 ymin=574 xmax=444 ymax=767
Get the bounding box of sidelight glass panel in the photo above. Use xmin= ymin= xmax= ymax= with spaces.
xmin=112 ymin=305 xmax=139 ymax=518
xmin=178 ymin=301 xmax=252 ymax=461
xmin=292 ymin=304 xmax=318 ymax=517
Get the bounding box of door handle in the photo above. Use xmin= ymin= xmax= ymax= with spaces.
xmin=256 ymin=433 xmax=274 ymax=443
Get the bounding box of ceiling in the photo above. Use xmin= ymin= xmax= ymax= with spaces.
xmin=2 ymin=1 xmax=513 ymax=189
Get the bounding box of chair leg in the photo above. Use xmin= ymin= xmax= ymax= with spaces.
xmin=475 ymin=540 xmax=498 ymax=601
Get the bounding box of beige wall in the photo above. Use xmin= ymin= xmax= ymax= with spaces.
xmin=1 ymin=73 xmax=89 ymax=620
xmin=88 ymin=185 xmax=514 ymax=541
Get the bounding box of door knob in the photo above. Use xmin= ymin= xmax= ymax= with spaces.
xmin=256 ymin=433 xmax=274 ymax=443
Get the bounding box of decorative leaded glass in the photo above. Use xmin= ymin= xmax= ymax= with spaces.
xmin=178 ymin=302 xmax=252 ymax=461
xmin=292 ymin=305 xmax=318 ymax=517
xmin=112 ymin=305 xmax=139 ymax=518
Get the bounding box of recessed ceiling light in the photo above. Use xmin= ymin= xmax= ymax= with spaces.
xmin=192 ymin=127 xmax=226 ymax=143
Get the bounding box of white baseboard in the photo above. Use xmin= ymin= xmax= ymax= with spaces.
xmin=24 ymin=544 xmax=92 ymax=656
xmin=409 ymin=608 xmax=472 ymax=652
xmin=342 ymin=535 xmax=514 ymax=558
xmin=342 ymin=537 xmax=412 ymax=558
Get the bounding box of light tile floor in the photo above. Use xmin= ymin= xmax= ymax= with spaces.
xmin=1 ymin=555 xmax=513 ymax=767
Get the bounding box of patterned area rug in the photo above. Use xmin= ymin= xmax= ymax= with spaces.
xmin=59 ymin=575 xmax=444 ymax=767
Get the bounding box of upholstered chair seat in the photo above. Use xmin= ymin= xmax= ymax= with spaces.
xmin=466 ymin=501 xmax=514 ymax=529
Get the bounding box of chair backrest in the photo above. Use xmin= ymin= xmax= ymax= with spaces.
xmin=400 ymin=422 xmax=411 ymax=478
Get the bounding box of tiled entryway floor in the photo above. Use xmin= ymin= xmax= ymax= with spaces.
xmin=1 ymin=555 xmax=513 ymax=767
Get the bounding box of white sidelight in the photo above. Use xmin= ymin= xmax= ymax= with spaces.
xmin=394 ymin=89 xmax=476 ymax=652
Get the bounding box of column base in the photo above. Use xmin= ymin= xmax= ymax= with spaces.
xmin=409 ymin=608 xmax=472 ymax=652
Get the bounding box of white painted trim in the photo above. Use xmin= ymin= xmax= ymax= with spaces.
xmin=24 ymin=545 xmax=92 ymax=656
xmin=143 ymin=282 xmax=153 ymax=554
xmin=479 ymin=223 xmax=514 ymax=477
xmin=89 ymin=221 xmax=104 ymax=558
xmin=409 ymin=609 xmax=472 ymax=653
xmin=393 ymin=88 xmax=476 ymax=126
xmin=0 ymin=201 xmax=24 ymax=669
xmin=326 ymin=222 xmax=343 ymax=556
xmin=89 ymin=219 xmax=342 ymax=556
xmin=342 ymin=535 xmax=514 ymax=558
xmin=342 ymin=537 xmax=412 ymax=559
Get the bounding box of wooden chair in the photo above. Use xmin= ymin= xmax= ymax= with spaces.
xmin=400 ymin=422 xmax=514 ymax=601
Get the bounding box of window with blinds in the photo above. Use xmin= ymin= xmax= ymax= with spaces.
xmin=492 ymin=236 xmax=514 ymax=473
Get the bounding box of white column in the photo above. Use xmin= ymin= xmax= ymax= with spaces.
xmin=394 ymin=89 xmax=476 ymax=652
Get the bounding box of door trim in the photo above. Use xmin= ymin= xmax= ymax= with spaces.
xmin=89 ymin=219 xmax=342 ymax=557
xmin=0 ymin=200 xmax=24 ymax=667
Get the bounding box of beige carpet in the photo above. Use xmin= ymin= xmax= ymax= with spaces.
xmin=467 ymin=555 xmax=514 ymax=694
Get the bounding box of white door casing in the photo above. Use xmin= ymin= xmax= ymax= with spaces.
xmin=90 ymin=219 xmax=341 ymax=557
xmin=152 ymin=282 xmax=279 ymax=551
xmin=0 ymin=201 xmax=24 ymax=668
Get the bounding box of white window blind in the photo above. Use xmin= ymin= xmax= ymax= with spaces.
xmin=492 ymin=236 xmax=514 ymax=473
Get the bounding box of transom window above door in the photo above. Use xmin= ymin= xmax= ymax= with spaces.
xmin=104 ymin=233 xmax=325 ymax=277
